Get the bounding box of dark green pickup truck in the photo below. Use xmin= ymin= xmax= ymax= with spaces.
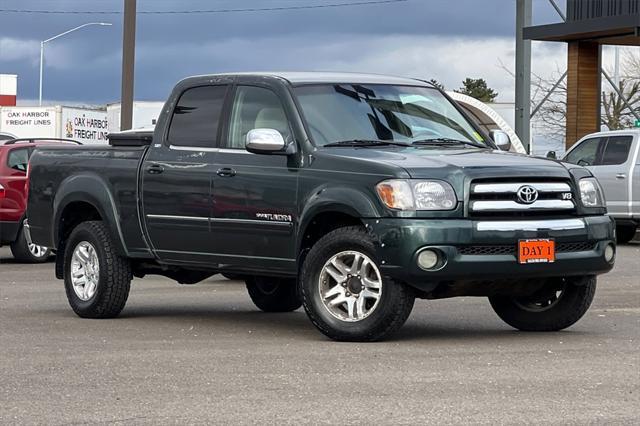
xmin=27 ymin=72 xmax=616 ymax=341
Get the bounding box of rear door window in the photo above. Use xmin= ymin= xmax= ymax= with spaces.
xmin=600 ymin=136 xmax=633 ymax=165
xmin=167 ymin=85 xmax=228 ymax=148
xmin=565 ymin=137 xmax=603 ymax=166
xmin=7 ymin=148 xmax=29 ymax=173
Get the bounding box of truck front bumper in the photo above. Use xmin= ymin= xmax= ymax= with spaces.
xmin=365 ymin=216 xmax=615 ymax=292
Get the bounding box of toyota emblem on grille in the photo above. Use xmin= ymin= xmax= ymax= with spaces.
xmin=516 ymin=185 xmax=538 ymax=204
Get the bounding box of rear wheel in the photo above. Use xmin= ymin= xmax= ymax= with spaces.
xmin=489 ymin=276 xmax=596 ymax=331
xmin=300 ymin=226 xmax=415 ymax=342
xmin=10 ymin=220 xmax=51 ymax=263
xmin=245 ymin=276 xmax=301 ymax=312
xmin=63 ymin=221 xmax=132 ymax=318
xmin=616 ymin=224 xmax=637 ymax=244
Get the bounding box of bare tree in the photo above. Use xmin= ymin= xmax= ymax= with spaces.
xmin=601 ymin=79 xmax=640 ymax=130
xmin=601 ymin=49 xmax=640 ymax=130
xmin=499 ymin=48 xmax=640 ymax=141
xmin=497 ymin=58 xmax=567 ymax=140
xmin=621 ymin=49 xmax=640 ymax=80
xmin=530 ymin=67 xmax=567 ymax=141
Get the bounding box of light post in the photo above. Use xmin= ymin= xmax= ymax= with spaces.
xmin=39 ymin=22 xmax=112 ymax=106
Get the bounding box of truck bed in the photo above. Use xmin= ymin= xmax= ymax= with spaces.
xmin=28 ymin=145 xmax=150 ymax=256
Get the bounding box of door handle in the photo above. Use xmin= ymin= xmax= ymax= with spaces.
xmin=616 ymin=173 xmax=626 ymax=180
xmin=216 ymin=167 xmax=236 ymax=177
xmin=146 ymin=164 xmax=164 ymax=174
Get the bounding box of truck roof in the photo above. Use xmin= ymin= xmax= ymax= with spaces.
xmin=183 ymin=71 xmax=430 ymax=86
xmin=579 ymin=129 xmax=640 ymax=139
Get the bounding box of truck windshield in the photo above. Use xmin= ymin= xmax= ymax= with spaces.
xmin=294 ymin=84 xmax=488 ymax=147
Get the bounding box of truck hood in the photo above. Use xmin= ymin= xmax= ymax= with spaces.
xmin=319 ymin=146 xmax=571 ymax=179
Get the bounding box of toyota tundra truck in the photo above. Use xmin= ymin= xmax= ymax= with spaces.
xmin=27 ymin=72 xmax=616 ymax=341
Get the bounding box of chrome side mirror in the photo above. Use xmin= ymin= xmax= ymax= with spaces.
xmin=546 ymin=151 xmax=557 ymax=159
xmin=246 ymin=128 xmax=287 ymax=154
xmin=490 ymin=129 xmax=511 ymax=151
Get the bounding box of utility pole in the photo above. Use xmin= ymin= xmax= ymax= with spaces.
xmin=515 ymin=0 xmax=532 ymax=153
xmin=120 ymin=0 xmax=136 ymax=130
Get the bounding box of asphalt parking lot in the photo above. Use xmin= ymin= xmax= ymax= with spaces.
xmin=1 ymin=242 xmax=639 ymax=425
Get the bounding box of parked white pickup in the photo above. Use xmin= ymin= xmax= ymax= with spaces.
xmin=562 ymin=129 xmax=640 ymax=243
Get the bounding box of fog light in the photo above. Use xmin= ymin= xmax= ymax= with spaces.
xmin=604 ymin=244 xmax=615 ymax=263
xmin=417 ymin=249 xmax=440 ymax=270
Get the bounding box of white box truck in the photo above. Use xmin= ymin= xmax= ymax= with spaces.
xmin=0 ymin=106 xmax=108 ymax=144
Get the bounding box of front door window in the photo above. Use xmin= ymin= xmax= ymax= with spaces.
xmin=565 ymin=137 xmax=602 ymax=166
xmin=227 ymin=86 xmax=291 ymax=149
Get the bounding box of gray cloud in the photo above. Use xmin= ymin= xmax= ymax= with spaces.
xmin=0 ymin=0 xmax=566 ymax=103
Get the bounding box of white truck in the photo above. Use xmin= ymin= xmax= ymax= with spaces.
xmin=561 ymin=129 xmax=640 ymax=243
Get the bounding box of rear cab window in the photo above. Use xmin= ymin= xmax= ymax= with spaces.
xmin=167 ymin=85 xmax=228 ymax=148
xmin=600 ymin=136 xmax=633 ymax=165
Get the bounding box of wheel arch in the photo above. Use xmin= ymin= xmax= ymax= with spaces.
xmin=297 ymin=187 xmax=381 ymax=268
xmin=52 ymin=174 xmax=129 ymax=278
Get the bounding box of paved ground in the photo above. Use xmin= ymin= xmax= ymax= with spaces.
xmin=1 ymin=241 xmax=639 ymax=425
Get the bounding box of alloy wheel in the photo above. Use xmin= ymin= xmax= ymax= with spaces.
xmin=318 ymin=250 xmax=382 ymax=322
xmin=70 ymin=241 xmax=100 ymax=301
xmin=28 ymin=243 xmax=48 ymax=258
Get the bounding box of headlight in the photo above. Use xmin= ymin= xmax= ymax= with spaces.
xmin=579 ymin=177 xmax=605 ymax=208
xmin=376 ymin=179 xmax=457 ymax=211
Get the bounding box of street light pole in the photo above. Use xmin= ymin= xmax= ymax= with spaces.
xmin=38 ymin=22 xmax=112 ymax=106
xmin=39 ymin=41 xmax=44 ymax=106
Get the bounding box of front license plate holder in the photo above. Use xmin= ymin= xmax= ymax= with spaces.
xmin=518 ymin=239 xmax=555 ymax=264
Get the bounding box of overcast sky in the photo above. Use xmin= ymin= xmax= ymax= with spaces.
xmin=0 ymin=0 xmax=574 ymax=105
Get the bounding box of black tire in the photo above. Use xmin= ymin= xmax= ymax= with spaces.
xmin=10 ymin=222 xmax=51 ymax=263
xmin=616 ymin=224 xmax=637 ymax=244
xmin=245 ymin=276 xmax=301 ymax=312
xmin=63 ymin=221 xmax=132 ymax=318
xmin=300 ymin=226 xmax=415 ymax=342
xmin=489 ymin=276 xmax=596 ymax=331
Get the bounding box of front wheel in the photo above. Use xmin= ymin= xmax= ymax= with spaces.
xmin=63 ymin=221 xmax=132 ymax=318
xmin=300 ymin=226 xmax=415 ymax=342
xmin=489 ymin=276 xmax=596 ymax=331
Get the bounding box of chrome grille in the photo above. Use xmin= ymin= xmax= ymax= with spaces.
xmin=469 ymin=181 xmax=575 ymax=215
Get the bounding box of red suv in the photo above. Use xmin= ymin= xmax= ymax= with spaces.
xmin=1 ymin=138 xmax=81 ymax=262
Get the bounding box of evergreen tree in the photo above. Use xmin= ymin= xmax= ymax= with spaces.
xmin=455 ymin=78 xmax=498 ymax=102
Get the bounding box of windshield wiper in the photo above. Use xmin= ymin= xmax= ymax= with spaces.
xmin=323 ymin=139 xmax=410 ymax=148
xmin=411 ymin=137 xmax=485 ymax=149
